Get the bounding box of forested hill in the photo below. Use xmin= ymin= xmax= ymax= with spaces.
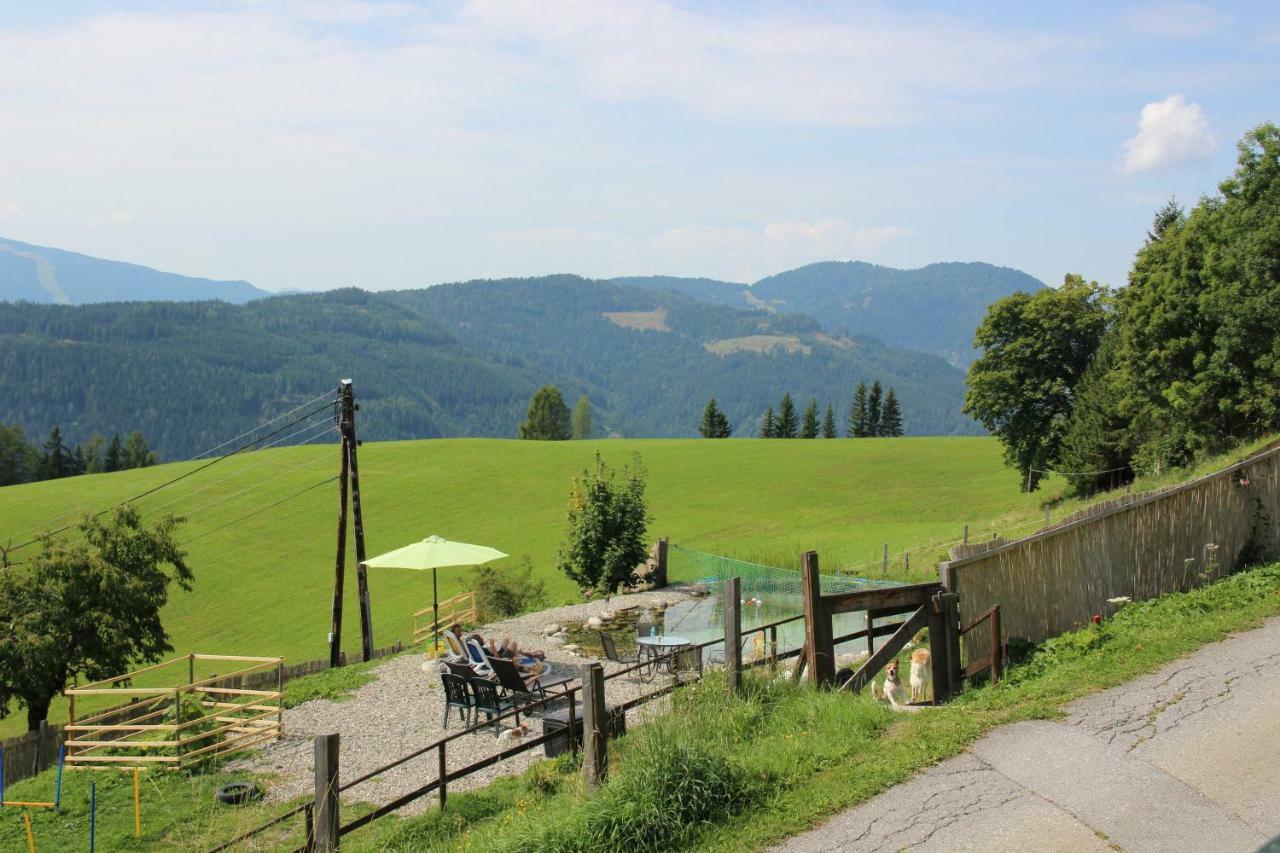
xmin=0 ymin=236 xmax=268 ymax=304
xmin=617 ymin=261 xmax=1045 ymax=367
xmin=0 ymin=276 xmax=976 ymax=457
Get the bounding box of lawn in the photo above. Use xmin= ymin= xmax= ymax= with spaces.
xmin=0 ymin=435 xmax=1048 ymax=737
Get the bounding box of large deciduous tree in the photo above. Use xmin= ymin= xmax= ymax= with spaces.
xmin=518 ymin=385 xmax=572 ymax=440
xmin=0 ymin=507 xmax=193 ymax=730
xmin=572 ymin=395 xmax=593 ymax=440
xmin=557 ymin=453 xmax=650 ymax=594
xmin=963 ymin=274 xmax=1109 ymax=491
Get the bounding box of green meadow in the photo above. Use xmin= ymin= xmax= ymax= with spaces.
xmin=0 ymin=436 xmax=1059 ymax=736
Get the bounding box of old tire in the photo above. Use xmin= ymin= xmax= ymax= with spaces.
xmin=216 ymin=781 xmax=258 ymax=805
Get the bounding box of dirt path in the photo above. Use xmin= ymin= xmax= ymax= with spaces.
xmin=775 ymin=616 xmax=1280 ymax=852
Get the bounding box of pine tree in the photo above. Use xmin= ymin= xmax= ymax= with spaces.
xmin=849 ymin=382 xmax=869 ymax=437
xmin=518 ymin=385 xmax=572 ymax=440
xmin=572 ymin=395 xmax=593 ymax=440
xmin=881 ymin=387 xmax=903 ymax=436
xmin=760 ymin=406 xmax=776 ymax=438
xmin=700 ymin=398 xmax=732 ymax=438
xmin=104 ymin=434 xmax=123 ymax=473
xmin=867 ymin=381 xmax=883 ymax=437
xmin=801 ymin=398 xmax=820 ymax=438
xmin=123 ymin=431 xmax=156 ymax=469
xmin=777 ymin=393 xmax=799 ymax=438
xmin=822 ymin=404 xmax=837 ymax=438
xmin=39 ymin=426 xmax=71 ymax=480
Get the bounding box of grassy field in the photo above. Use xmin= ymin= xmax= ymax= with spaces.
xmin=0 ymin=436 xmax=1052 ymax=736
xmin=1 ymin=432 xmax=1270 ymax=739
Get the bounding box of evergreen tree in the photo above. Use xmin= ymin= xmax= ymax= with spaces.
xmin=801 ymin=398 xmax=820 ymax=438
xmin=867 ymin=381 xmax=883 ymax=437
xmin=0 ymin=423 xmax=38 ymax=486
xmin=104 ymin=434 xmax=123 ymax=473
xmin=777 ymin=393 xmax=799 ymax=438
xmin=760 ymin=406 xmax=776 ymax=438
xmin=699 ymin=398 xmax=732 ymax=438
xmin=822 ymin=403 xmax=837 ymax=438
xmin=71 ymin=445 xmax=87 ymax=476
xmin=123 ymin=431 xmax=156 ymax=469
xmin=881 ymin=388 xmax=904 ymax=436
xmin=39 ymin=426 xmax=71 ymax=480
xmin=518 ymin=385 xmax=572 ymax=440
xmin=571 ymin=394 xmax=593 ymax=440
xmin=83 ymin=434 xmax=106 ymax=474
xmin=849 ymin=382 xmax=869 ymax=437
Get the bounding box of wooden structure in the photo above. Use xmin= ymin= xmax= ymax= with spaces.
xmin=413 ymin=591 xmax=479 ymax=647
xmin=798 ymin=551 xmax=960 ymax=701
xmin=330 ymin=378 xmax=375 ymax=667
xmin=959 ymin=605 xmax=1003 ymax=682
xmin=64 ymin=654 xmax=284 ymax=772
xmin=944 ymin=440 xmax=1280 ymax=664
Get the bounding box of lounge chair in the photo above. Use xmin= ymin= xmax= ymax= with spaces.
xmin=440 ymin=630 xmax=469 ymax=664
xmin=440 ymin=671 xmax=474 ymax=730
xmin=491 ymin=656 xmax=573 ymax=704
xmin=463 ymin=637 xmax=495 ymax=676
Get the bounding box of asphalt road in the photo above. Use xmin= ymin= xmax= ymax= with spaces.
xmin=775 ymin=616 xmax=1280 ymax=852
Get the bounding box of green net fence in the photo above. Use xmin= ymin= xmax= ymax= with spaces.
xmin=668 ymin=544 xmax=901 ymax=600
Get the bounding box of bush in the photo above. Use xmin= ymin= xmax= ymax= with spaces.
xmin=557 ymin=453 xmax=651 ymax=594
xmin=472 ymin=557 xmax=547 ymax=622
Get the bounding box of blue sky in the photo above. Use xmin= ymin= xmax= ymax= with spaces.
xmin=0 ymin=1 xmax=1276 ymax=292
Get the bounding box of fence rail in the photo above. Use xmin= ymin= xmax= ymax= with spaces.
xmin=412 ymin=591 xmax=478 ymax=647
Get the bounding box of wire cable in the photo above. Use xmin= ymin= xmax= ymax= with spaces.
xmin=192 ymin=389 xmax=339 ymax=460
xmin=182 ymin=476 xmax=338 ymax=546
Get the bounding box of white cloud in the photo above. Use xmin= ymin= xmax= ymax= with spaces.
xmin=1121 ymin=95 xmax=1216 ymax=174
xmin=87 ymin=210 xmax=135 ymax=227
xmin=1121 ymin=3 xmax=1230 ymax=39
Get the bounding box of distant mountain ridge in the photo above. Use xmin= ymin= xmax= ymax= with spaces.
xmin=0 ymin=237 xmax=269 ymax=304
xmin=0 ymin=277 xmax=976 ymax=456
xmin=615 ymin=261 xmax=1046 ymax=366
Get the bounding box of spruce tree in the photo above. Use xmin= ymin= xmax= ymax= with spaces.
xmin=760 ymin=406 xmax=776 ymax=438
xmin=104 ymin=434 xmax=123 ymax=473
xmin=822 ymin=403 xmax=837 ymax=438
xmin=801 ymin=398 xmax=820 ymax=438
xmin=867 ymin=381 xmax=883 ymax=437
xmin=39 ymin=426 xmax=70 ymax=480
xmin=881 ymin=387 xmax=904 ymax=436
xmin=777 ymin=393 xmax=799 ymax=438
xmin=700 ymin=398 xmax=731 ymax=438
xmin=849 ymin=382 xmax=869 ymax=437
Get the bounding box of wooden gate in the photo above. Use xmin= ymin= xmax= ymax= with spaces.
xmin=798 ymin=551 xmax=960 ymax=702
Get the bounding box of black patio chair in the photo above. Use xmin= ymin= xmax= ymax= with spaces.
xmin=600 ymin=631 xmax=649 ymax=681
xmin=440 ymin=671 xmax=474 ymax=730
xmin=469 ymin=674 xmax=522 ymax=737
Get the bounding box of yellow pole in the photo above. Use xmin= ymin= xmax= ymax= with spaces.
xmin=23 ymin=811 xmax=35 ymax=853
xmin=133 ymin=768 xmax=141 ymax=839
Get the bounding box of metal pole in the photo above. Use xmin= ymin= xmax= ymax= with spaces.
xmin=433 ymin=567 xmax=440 ymax=656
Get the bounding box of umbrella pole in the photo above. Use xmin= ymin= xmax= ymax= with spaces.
xmin=433 ymin=567 xmax=440 ymax=655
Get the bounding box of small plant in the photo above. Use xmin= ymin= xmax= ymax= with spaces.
xmin=472 ymin=557 xmax=547 ymax=621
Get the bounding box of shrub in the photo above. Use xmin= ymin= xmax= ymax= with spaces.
xmin=472 ymin=557 xmax=547 ymax=622
xmin=557 ymin=453 xmax=651 ymax=594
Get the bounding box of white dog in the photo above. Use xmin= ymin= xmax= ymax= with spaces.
xmin=909 ymin=648 xmax=932 ymax=702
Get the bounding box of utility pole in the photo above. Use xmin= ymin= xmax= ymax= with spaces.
xmin=329 ymin=380 xmax=374 ymax=666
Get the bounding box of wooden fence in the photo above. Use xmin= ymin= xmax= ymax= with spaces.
xmin=0 ymin=642 xmax=405 ymax=789
xmin=412 ymin=592 xmax=479 ymax=647
xmin=942 ymin=441 xmax=1280 ymax=663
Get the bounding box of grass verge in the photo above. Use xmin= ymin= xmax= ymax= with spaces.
xmin=338 ymin=560 xmax=1280 ymax=852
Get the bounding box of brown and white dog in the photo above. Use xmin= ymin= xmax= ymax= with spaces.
xmin=881 ymin=660 xmax=907 ymax=706
xmin=498 ymin=723 xmax=531 ymax=744
xmin=909 ymin=648 xmax=932 ymax=702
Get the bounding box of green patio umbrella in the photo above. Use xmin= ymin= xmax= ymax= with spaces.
xmin=362 ymin=535 xmax=508 ymax=653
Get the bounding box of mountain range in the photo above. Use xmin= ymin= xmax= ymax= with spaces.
xmin=0 ymin=237 xmax=1048 ymax=455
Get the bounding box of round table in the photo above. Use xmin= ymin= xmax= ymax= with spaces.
xmin=636 ymin=635 xmax=692 ymax=676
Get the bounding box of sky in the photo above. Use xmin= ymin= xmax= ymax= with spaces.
xmin=0 ymin=1 xmax=1276 ymax=293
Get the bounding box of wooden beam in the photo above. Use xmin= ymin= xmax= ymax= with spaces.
xmin=801 ymin=552 xmax=835 ymax=686
xmin=841 ymin=606 xmax=928 ymax=694
xmin=723 ymin=577 xmax=742 ymax=694
xmin=825 ymin=582 xmax=941 ymax=615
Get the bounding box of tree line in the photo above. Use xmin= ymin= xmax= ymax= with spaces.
xmin=518 ymin=385 xmax=595 ymax=440
xmin=964 ymin=122 xmax=1280 ymax=495
xmin=699 ymin=380 xmax=904 ymax=438
xmin=0 ymin=422 xmax=157 ymax=487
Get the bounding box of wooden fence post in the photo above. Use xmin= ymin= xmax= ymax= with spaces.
xmin=36 ymin=721 xmax=48 ymax=774
xmin=314 ymin=733 xmax=340 ymax=852
xmin=580 ymin=664 xmax=607 ymax=790
xmin=963 ymin=524 xmax=969 ymax=544
xmin=723 ymin=577 xmax=742 ymax=694
xmin=655 ymin=538 xmax=669 ymax=589
xmin=990 ymin=606 xmax=1003 ymax=683
xmin=881 ymin=544 xmax=889 ymax=575
xmin=801 ymin=551 xmax=834 ymax=687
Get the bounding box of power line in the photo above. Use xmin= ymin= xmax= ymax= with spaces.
xmin=1030 ymin=464 xmax=1132 ymax=477
xmin=192 ymin=389 xmax=339 ymax=460
xmin=182 ymin=475 xmax=338 ymax=546
xmin=5 ymin=398 xmax=339 ymax=554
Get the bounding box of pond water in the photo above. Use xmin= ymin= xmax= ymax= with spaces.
xmin=567 ymin=588 xmax=902 ymax=662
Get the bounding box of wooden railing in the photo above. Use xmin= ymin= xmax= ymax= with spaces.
xmin=959 ymin=605 xmax=1003 ymax=682
xmin=413 ymin=591 xmax=479 ymax=647
xmin=64 ymin=654 xmax=284 ymax=772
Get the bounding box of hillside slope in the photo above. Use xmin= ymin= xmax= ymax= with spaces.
xmin=0 ymin=236 xmax=268 ymax=304
xmin=0 ymin=278 xmax=975 ymax=456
